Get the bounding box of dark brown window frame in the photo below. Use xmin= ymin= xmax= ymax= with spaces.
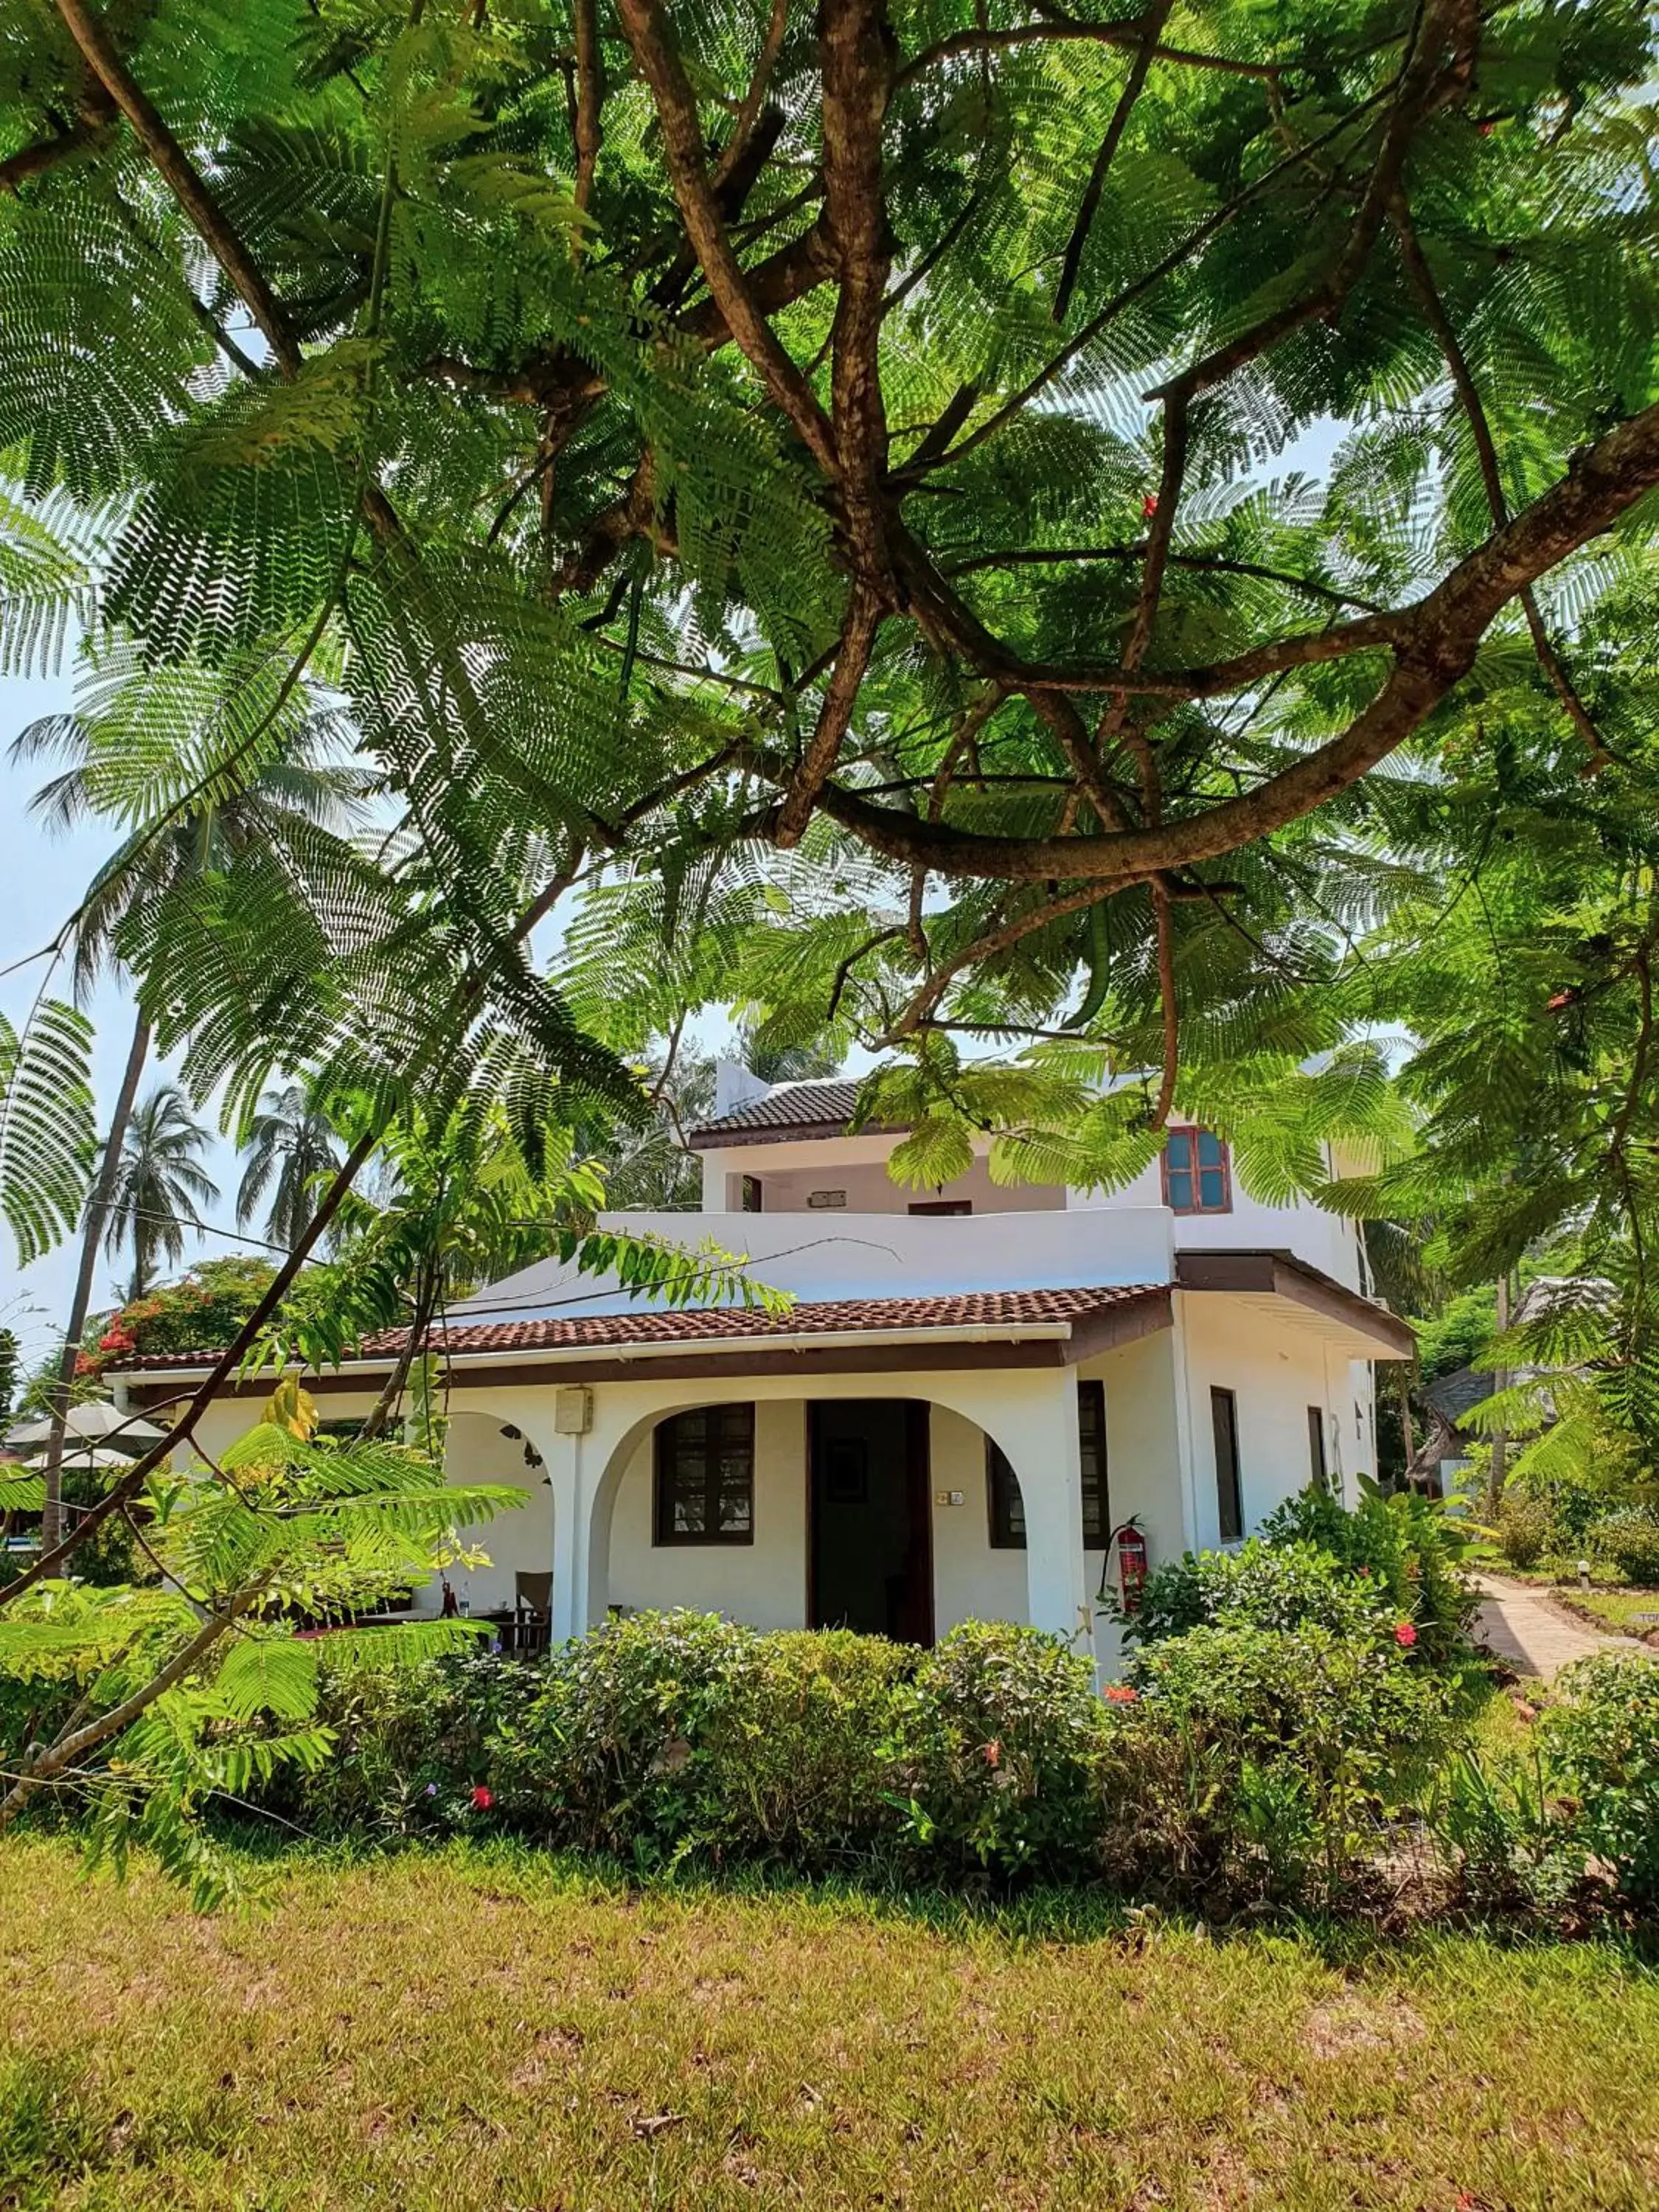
xmin=1161 ymin=1126 xmax=1233 ymax=1215
xmin=653 ymin=1403 xmax=756 ymax=1546
xmin=1307 ymin=1404 xmax=1329 ymax=1491
xmin=1211 ymin=1385 xmax=1244 ymax=1545
xmin=987 ymin=1380 xmax=1109 ymax=1551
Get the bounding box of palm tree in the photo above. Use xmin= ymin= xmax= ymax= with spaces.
xmin=104 ymin=1085 xmax=220 ymax=1298
xmin=12 ymin=678 xmax=371 ymax=1545
xmin=235 ymin=1082 xmax=344 ymax=1251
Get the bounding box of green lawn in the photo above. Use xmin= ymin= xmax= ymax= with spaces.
xmin=1552 ymin=1585 xmax=1659 ymax=1641
xmin=4 ymin=1837 xmax=1659 ymax=2211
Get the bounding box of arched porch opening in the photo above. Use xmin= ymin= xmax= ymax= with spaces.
xmin=428 ymin=1408 xmax=553 ymax=1621
xmin=580 ymin=1388 xmax=1055 ymax=1649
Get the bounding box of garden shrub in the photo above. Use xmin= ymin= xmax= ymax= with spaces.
xmin=1098 ymin=1622 xmax=1455 ymax=1910
xmin=1124 ymin=1536 xmax=1397 ymax=1648
xmin=886 ymin=1622 xmax=1105 ymax=1877
xmin=501 ymin=1611 xmax=914 ymax=1870
xmin=1421 ymin=1747 xmax=1585 ymax=1920
xmin=1591 ymin=1508 xmax=1659 ymax=1586
xmin=254 ymin=1646 xmax=540 ymax=1839
xmin=498 ymin=1615 xmax=1108 ymax=1879
xmin=1261 ymin=1480 xmax=1475 ymax=1666
xmin=1542 ymin=1649 xmax=1659 ymax=1910
xmin=1496 ymin=1494 xmax=1556 ymax=1571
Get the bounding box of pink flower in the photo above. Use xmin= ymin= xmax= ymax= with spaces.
xmin=1394 ymin=1621 xmax=1417 ymax=1649
xmin=982 ymin=1739 xmax=1001 ymax=1768
xmin=1104 ymin=1684 xmax=1139 ymax=1705
xmin=471 ymin=1785 xmax=495 ymax=1810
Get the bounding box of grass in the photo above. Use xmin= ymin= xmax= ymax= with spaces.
xmin=4 ymin=1836 xmax=1659 ymax=2210
xmin=1551 ymin=1585 xmax=1659 ymax=1641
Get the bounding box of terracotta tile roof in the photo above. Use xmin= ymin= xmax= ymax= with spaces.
xmin=689 ymin=1077 xmax=869 ymax=1143
xmin=116 ymin=1284 xmax=1164 ymax=1371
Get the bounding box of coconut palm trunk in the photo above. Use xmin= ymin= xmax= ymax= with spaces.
xmin=38 ymin=1009 xmax=150 ymax=1551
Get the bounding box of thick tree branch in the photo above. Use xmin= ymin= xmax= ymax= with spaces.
xmin=571 ymin=0 xmax=602 ymax=217
xmin=820 ymin=0 xmax=895 ymax=585
xmin=791 ymin=395 xmax=1659 ymax=882
xmin=775 ymin=585 xmax=883 ymax=845
xmin=51 ymin=0 xmax=302 ymax=372
xmin=614 ymin=0 xmax=838 ymax=478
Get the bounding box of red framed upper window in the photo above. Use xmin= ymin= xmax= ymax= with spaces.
xmin=1162 ymin=1127 xmax=1231 ymax=1214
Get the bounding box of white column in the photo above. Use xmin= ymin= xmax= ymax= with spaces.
xmin=512 ymin=1413 xmax=591 ymax=1644
xmin=1168 ymin=1295 xmax=1203 ymax=1551
xmin=1009 ymin=1374 xmax=1094 ymax=1667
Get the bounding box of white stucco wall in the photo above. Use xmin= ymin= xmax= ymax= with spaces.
xmin=1174 ymin=1293 xmax=1360 ymax=1550
xmin=730 ymin=1154 xmax=1066 ymax=1216
xmin=927 ymin=1405 xmax=1028 ymax=1634
xmin=605 ymin=1398 xmax=810 ymax=1629
xmin=694 ymin=1124 xmax=1367 ymax=1287
xmin=440 ymin=1412 xmax=552 ymax=1618
xmin=155 ymin=1295 xmax=1376 ymax=1677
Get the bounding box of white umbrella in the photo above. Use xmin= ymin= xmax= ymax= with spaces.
xmin=4 ymin=1402 xmax=165 ymax=1450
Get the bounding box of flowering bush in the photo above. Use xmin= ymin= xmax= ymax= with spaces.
xmin=80 ymin=1259 xmax=279 ymax=1377
xmin=248 ymin=1647 xmax=540 ymax=1839
xmin=1098 ymin=1622 xmax=1455 ymax=1909
xmin=1259 ymin=1481 xmax=1476 ymax=1666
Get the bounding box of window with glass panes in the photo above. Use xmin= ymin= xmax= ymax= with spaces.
xmin=653 ymin=1405 xmax=755 ymax=1544
xmin=987 ymin=1381 xmax=1108 ymax=1549
xmin=1161 ymin=1127 xmax=1231 ymax=1214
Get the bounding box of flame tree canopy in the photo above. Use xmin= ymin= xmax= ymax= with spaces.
xmin=0 ymin=0 xmax=1657 ymax=1346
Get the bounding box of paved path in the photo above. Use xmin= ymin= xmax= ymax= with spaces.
xmin=1470 ymin=1571 xmax=1641 ymax=1683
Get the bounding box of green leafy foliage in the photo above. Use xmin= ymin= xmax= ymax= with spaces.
xmin=1259 ymin=1481 xmax=1477 ymax=1667
xmin=1102 ymin=1624 xmax=1456 ymax=1910
xmin=1541 ymin=1651 xmax=1659 ymax=1910
xmin=0 ymin=1001 xmax=95 ymax=1267
xmin=890 ymin=1622 xmax=1106 ymax=1877
xmin=1592 ymin=1507 xmax=1659 ymax=1585
xmin=1119 ymin=1535 xmax=1402 ymax=1649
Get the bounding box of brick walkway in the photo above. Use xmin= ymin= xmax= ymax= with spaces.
xmin=1470 ymin=1570 xmax=1641 ymax=1683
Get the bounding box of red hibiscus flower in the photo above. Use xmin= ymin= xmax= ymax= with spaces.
xmin=1141 ymin=492 xmax=1159 ymax=517
xmin=471 ymin=1784 xmax=495 ymax=1810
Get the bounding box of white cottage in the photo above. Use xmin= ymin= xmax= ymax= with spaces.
xmin=119 ymin=1072 xmax=1413 ymax=1681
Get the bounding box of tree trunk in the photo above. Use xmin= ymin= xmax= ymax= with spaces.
xmin=1396 ymin=1364 xmax=1415 ymax=1488
xmin=38 ymin=1009 xmax=150 ymax=1551
xmin=1485 ymin=1269 xmax=1512 ymax=1523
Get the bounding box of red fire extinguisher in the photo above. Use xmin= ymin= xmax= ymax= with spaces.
xmin=1108 ymin=1519 xmax=1149 ymax=1616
